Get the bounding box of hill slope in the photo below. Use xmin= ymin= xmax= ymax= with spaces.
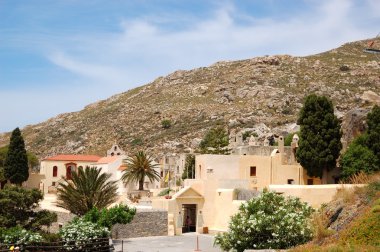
xmin=0 ymin=39 xmax=379 ymax=158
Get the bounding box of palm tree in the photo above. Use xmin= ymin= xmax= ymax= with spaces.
xmin=56 ymin=166 xmax=118 ymax=215
xmin=122 ymin=151 xmax=160 ymax=191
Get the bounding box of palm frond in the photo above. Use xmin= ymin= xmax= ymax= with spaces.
xmin=56 ymin=166 xmax=118 ymax=215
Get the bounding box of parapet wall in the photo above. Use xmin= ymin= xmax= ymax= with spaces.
xmin=269 ymin=184 xmax=366 ymax=208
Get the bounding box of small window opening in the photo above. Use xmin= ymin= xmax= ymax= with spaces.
xmin=250 ymin=166 xmax=256 ymax=177
xmin=287 ymin=179 xmax=294 ymax=185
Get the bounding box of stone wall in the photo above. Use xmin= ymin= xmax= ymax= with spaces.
xmin=49 ymin=211 xmax=76 ymax=233
xmin=112 ymin=209 xmax=168 ymax=239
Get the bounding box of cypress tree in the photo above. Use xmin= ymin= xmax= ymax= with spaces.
xmin=4 ymin=127 xmax=29 ymax=185
xmin=296 ymin=95 xmax=342 ymax=179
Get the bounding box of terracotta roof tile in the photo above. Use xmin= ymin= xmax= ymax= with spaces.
xmin=44 ymin=155 xmax=101 ymax=162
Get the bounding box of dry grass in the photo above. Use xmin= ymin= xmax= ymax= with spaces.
xmin=346 ymin=172 xmax=380 ymax=185
xmin=334 ymin=172 xmax=380 ymax=205
xmin=310 ymin=210 xmax=335 ymax=242
xmin=333 ymin=185 xmax=357 ymax=205
xmin=290 ymin=243 xmax=380 ymax=252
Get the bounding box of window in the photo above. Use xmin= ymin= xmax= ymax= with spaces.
xmin=250 ymin=166 xmax=256 ymax=177
xmin=307 ymin=179 xmax=314 ymax=185
xmin=287 ymin=179 xmax=294 ymax=185
xmin=52 ymin=182 xmax=56 ymax=186
xmin=53 ymin=166 xmax=58 ymax=177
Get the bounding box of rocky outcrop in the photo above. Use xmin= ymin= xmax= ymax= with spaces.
xmin=341 ymin=107 xmax=370 ymax=149
xmin=0 ymin=39 xmax=379 ymax=158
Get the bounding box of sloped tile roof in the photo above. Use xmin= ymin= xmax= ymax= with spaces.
xmin=44 ymin=154 xmax=101 ymax=162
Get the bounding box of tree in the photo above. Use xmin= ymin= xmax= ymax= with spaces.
xmin=182 ymin=154 xmax=195 ymax=180
xmin=214 ymin=191 xmax=314 ymax=252
xmin=122 ymin=151 xmax=160 ymax=191
xmin=366 ymin=105 xmax=380 ymax=164
xmin=340 ymin=138 xmax=379 ymax=179
xmin=0 ymin=186 xmax=57 ymax=230
xmin=340 ymin=106 xmax=380 ymax=178
xmin=4 ymin=128 xmax=29 ymax=185
xmin=296 ymin=95 xmax=342 ymax=179
xmin=199 ymin=127 xmax=229 ymax=154
xmin=56 ymin=167 xmax=118 ymax=216
xmin=284 ymin=132 xmax=299 ymax=146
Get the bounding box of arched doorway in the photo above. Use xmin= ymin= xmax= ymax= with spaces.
xmin=65 ymin=163 xmax=77 ymax=180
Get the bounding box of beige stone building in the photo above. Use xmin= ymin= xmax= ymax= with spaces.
xmin=152 ymin=135 xmax=346 ymax=235
xmin=39 ymin=154 xmax=101 ymax=194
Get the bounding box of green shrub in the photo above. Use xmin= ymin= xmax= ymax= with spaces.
xmin=371 ymin=205 xmax=380 ymax=213
xmin=83 ymin=204 xmax=136 ymax=229
xmin=214 ymin=191 xmax=314 ymax=252
xmin=158 ymin=188 xmax=173 ymax=196
xmin=40 ymin=232 xmax=61 ymax=242
xmin=131 ymin=138 xmax=143 ymax=146
xmin=0 ymin=226 xmax=42 ymax=245
xmin=161 ymin=119 xmax=172 ymax=129
xmin=372 ymin=198 xmax=380 ymax=206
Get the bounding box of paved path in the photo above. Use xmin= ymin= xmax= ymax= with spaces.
xmin=113 ymin=233 xmax=222 ymax=252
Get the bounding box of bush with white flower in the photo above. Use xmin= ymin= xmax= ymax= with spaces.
xmin=0 ymin=226 xmax=42 ymax=245
xmin=214 ymin=190 xmax=314 ymax=252
xmin=59 ymin=219 xmax=110 ymax=250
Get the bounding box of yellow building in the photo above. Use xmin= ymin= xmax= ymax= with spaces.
xmin=152 ymin=136 xmax=345 ymax=235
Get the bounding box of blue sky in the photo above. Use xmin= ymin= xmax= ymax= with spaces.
xmin=0 ymin=0 xmax=379 ymax=133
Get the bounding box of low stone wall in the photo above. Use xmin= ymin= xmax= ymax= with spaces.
xmin=49 ymin=211 xmax=76 ymax=233
xmin=112 ymin=209 xmax=168 ymax=238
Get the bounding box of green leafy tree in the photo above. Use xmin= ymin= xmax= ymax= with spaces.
xmin=199 ymin=127 xmax=229 ymax=154
xmin=284 ymin=132 xmax=299 ymax=146
xmin=27 ymin=152 xmax=39 ymax=171
xmin=340 ymin=106 xmax=380 ymax=178
xmin=296 ymin=95 xmax=342 ymax=179
xmin=122 ymin=151 xmax=160 ymax=191
xmin=182 ymin=154 xmax=195 ymax=180
xmin=366 ymin=105 xmax=380 ymax=164
xmin=340 ymin=138 xmax=379 ymax=179
xmin=214 ymin=191 xmax=314 ymax=252
xmin=0 ymin=186 xmax=57 ymax=230
xmin=57 ymin=167 xmax=118 ymax=216
xmin=4 ymin=128 xmax=29 ymax=185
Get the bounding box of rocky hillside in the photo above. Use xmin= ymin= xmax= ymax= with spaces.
xmin=0 ymin=38 xmax=379 ymax=158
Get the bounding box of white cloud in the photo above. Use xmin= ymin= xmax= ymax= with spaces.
xmin=48 ymin=52 xmax=128 ymax=84
xmin=1 ymin=0 xmax=379 ymax=132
